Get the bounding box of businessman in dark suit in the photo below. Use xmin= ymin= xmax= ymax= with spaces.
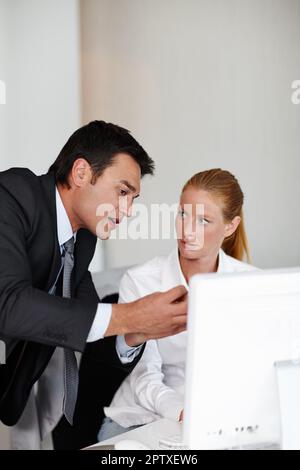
xmin=0 ymin=121 xmax=187 ymax=449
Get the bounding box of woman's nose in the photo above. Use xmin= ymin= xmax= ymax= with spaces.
xmin=186 ymin=233 xmax=194 ymax=240
xmin=186 ymin=234 xmax=196 ymax=242
xmin=183 ymin=226 xmax=196 ymax=241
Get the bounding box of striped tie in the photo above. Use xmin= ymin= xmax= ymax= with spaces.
xmin=62 ymin=237 xmax=79 ymax=425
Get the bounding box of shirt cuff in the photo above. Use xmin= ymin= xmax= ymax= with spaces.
xmin=86 ymin=303 xmax=112 ymax=342
xmin=116 ymin=335 xmax=143 ymax=364
xmin=157 ymin=391 xmax=184 ymax=421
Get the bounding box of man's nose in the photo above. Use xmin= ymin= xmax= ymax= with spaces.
xmin=127 ymin=203 xmax=133 ymax=217
xmin=119 ymin=198 xmax=132 ymax=218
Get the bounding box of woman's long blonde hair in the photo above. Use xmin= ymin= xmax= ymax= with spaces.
xmin=182 ymin=169 xmax=251 ymax=262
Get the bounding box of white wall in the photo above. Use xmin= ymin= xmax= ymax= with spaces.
xmin=0 ymin=0 xmax=81 ymax=449
xmin=81 ymin=0 xmax=300 ymax=270
xmin=0 ymin=0 xmax=81 ymax=173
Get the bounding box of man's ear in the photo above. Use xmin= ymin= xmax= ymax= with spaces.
xmin=70 ymin=158 xmax=92 ymax=187
xmin=224 ymin=215 xmax=241 ymax=238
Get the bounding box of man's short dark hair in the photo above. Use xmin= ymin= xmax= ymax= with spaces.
xmin=48 ymin=120 xmax=155 ymax=187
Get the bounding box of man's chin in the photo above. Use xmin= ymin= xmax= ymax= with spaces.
xmin=97 ymin=230 xmax=112 ymax=240
xmin=95 ymin=221 xmax=114 ymax=240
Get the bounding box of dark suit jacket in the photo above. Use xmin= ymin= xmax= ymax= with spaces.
xmin=54 ymin=294 xmax=133 ymax=449
xmin=0 ymin=168 xmax=142 ymax=426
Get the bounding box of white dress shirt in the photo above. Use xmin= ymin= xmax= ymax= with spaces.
xmin=104 ymin=248 xmax=258 ymax=428
xmin=55 ymin=188 xmax=141 ymax=361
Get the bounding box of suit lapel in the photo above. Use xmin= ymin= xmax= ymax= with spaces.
xmin=38 ymin=173 xmax=62 ymax=292
xmin=73 ymin=229 xmax=97 ymax=296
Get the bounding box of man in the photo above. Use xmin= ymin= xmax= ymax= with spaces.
xmin=0 ymin=121 xmax=187 ymax=449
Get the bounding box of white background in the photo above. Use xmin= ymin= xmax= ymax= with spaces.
xmin=82 ymin=0 xmax=300 ymax=270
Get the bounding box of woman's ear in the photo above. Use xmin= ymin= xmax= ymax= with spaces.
xmin=224 ymin=215 xmax=241 ymax=238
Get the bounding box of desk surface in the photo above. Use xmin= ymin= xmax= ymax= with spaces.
xmin=86 ymin=418 xmax=182 ymax=450
xmin=85 ymin=418 xmax=280 ymax=451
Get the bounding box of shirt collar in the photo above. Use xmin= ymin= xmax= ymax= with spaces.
xmin=55 ymin=187 xmax=77 ymax=247
xmin=217 ymin=248 xmax=231 ymax=272
xmin=161 ymin=248 xmax=189 ymax=292
xmin=161 ymin=247 xmax=229 ymax=292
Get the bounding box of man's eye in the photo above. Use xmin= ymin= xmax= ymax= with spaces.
xmin=120 ymin=189 xmax=128 ymax=196
xmin=179 ymin=210 xmax=186 ymax=218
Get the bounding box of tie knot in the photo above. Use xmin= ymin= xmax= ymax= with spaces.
xmin=63 ymin=237 xmax=75 ymax=255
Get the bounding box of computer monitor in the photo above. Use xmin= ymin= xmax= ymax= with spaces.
xmin=183 ymin=268 xmax=300 ymax=450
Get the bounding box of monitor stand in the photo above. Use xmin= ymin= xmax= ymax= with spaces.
xmin=275 ymin=360 xmax=300 ymax=450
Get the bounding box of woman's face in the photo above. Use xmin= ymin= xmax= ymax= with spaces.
xmin=176 ymin=187 xmax=240 ymax=261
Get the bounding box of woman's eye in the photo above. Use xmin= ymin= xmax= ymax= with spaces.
xmin=179 ymin=210 xmax=186 ymax=218
xmin=198 ymin=217 xmax=209 ymax=225
xmin=120 ymin=189 xmax=128 ymax=196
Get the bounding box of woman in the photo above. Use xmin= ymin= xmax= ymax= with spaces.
xmin=98 ymin=168 xmax=258 ymax=441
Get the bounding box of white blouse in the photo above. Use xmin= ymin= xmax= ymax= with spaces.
xmin=104 ymin=248 xmax=258 ymax=428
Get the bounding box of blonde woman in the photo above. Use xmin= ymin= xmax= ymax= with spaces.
xmin=98 ymin=169 xmax=258 ymax=441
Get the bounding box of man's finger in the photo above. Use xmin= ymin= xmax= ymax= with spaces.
xmin=164 ymin=285 xmax=187 ymax=303
xmin=153 ymin=323 xmax=187 ymax=340
xmin=167 ymin=323 xmax=187 ymax=338
xmin=171 ymin=299 xmax=188 ymax=316
xmin=172 ymin=315 xmax=187 ymax=327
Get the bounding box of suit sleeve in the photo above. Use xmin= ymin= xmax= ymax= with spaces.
xmin=78 ymin=271 xmax=145 ymax=372
xmin=75 ymin=269 xmax=100 ymax=304
xmin=0 ymin=192 xmax=98 ymax=353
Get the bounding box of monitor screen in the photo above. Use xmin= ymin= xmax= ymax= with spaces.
xmin=183 ymin=268 xmax=300 ymax=450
